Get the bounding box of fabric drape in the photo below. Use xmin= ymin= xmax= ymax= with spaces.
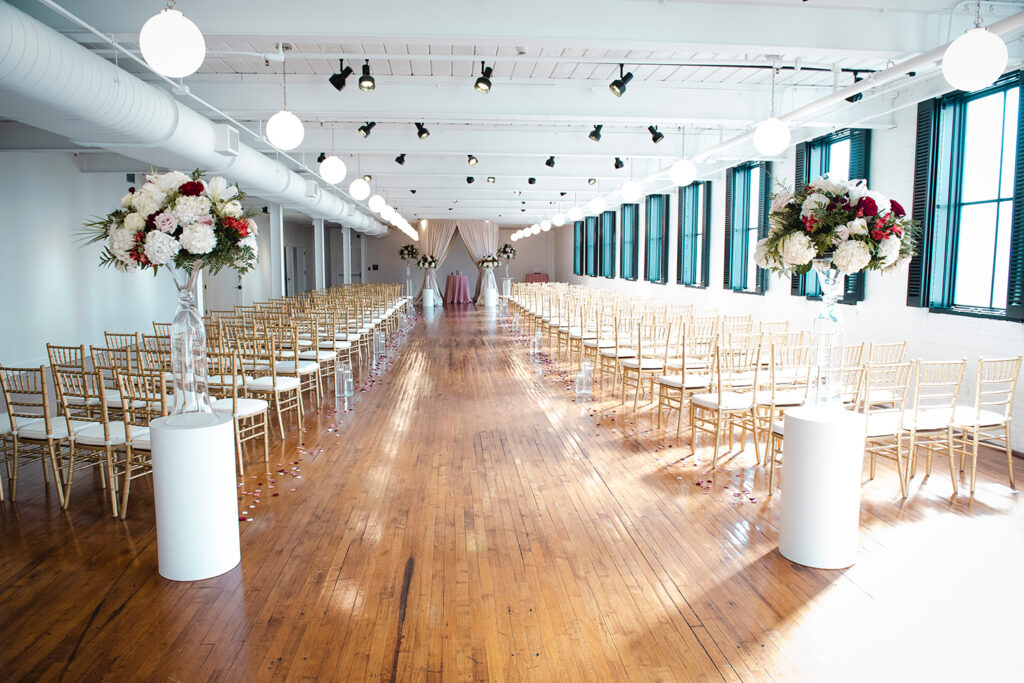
xmin=457 ymin=219 xmax=498 ymax=302
xmin=415 ymin=219 xmax=457 ymax=306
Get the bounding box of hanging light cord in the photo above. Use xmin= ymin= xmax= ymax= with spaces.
xmin=282 ymin=56 xmax=288 ymax=109
xmin=974 ymin=0 xmax=983 ymax=28
xmin=769 ymin=61 xmax=778 ymax=118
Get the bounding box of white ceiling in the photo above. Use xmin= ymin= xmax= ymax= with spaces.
xmin=7 ymin=0 xmax=1024 ymax=227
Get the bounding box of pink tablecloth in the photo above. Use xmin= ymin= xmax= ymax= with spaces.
xmin=444 ymin=274 xmax=472 ymax=304
xmin=525 ymin=272 xmax=550 ymax=283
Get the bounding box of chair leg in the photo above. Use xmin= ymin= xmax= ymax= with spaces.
xmin=970 ymin=432 xmax=980 ymax=494
xmin=46 ymin=440 xmax=66 ymax=508
xmin=768 ymin=433 xmax=778 ymax=494
xmin=234 ymin=416 xmax=244 ymax=478
xmin=1005 ymin=424 xmax=1015 ymax=489
xmin=274 ymin=394 xmax=285 ymax=437
xmin=896 ymin=436 xmax=908 ymax=499
xmin=711 ymin=415 xmax=722 ymax=468
xmin=117 ymin=448 xmax=131 ymax=519
xmin=946 ymin=428 xmax=958 ymax=495
xmin=61 ymin=442 xmax=76 ymax=510
xmin=262 ymin=414 xmax=270 ymax=472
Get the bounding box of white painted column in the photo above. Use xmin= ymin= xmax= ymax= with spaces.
xmin=360 ymin=236 xmax=367 ymax=283
xmin=268 ymin=204 xmax=285 ymax=298
xmin=342 ymin=227 xmax=353 ymax=285
xmin=312 ymin=217 xmax=325 ymax=290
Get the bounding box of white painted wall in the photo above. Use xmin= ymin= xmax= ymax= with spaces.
xmin=554 ymin=108 xmax=1024 ymax=451
xmin=0 ymin=151 xmax=177 ymax=367
xmin=204 ymin=212 xmax=273 ymax=312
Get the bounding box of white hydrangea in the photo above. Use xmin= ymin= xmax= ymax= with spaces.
xmin=779 ymin=232 xmax=818 ymax=267
xmin=120 ymin=192 xmax=134 ymax=208
xmin=144 ymin=230 xmax=181 ymax=265
xmin=179 ymin=221 xmax=217 ymax=254
xmin=206 ymin=176 xmax=238 ymax=203
xmin=131 ymin=184 xmax=165 ymax=217
xmin=878 ymin=235 xmax=902 ymax=267
xmin=149 ymin=171 xmax=190 ymax=193
xmin=221 ymin=200 xmax=243 ymax=218
xmin=114 ymin=258 xmax=139 ymax=273
xmin=800 ymin=192 xmax=829 ymax=219
xmin=832 ymin=239 xmax=871 ymax=274
xmin=173 ymin=195 xmax=212 ymax=225
xmin=123 ymin=212 xmax=145 ymax=232
xmin=106 ymin=226 xmax=136 ymax=262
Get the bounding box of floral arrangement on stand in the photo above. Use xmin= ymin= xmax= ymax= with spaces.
xmin=84 ymin=169 xmax=258 ymax=275
xmin=478 ymin=254 xmax=500 ymax=269
xmin=755 ymin=176 xmax=915 ymax=275
xmin=416 ymin=254 xmax=439 ymax=269
xmin=398 ymin=244 xmax=420 ymax=261
xmin=497 ymin=243 xmax=516 ymax=260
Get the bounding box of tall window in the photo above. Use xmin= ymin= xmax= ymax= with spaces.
xmin=910 ymin=72 xmax=1024 ymax=321
xmin=792 ymin=129 xmax=870 ymax=302
xmin=585 ymin=216 xmax=599 ymax=276
xmin=600 ymin=210 xmax=616 ymax=278
xmin=573 ymin=220 xmax=583 ymax=275
xmin=620 ymin=203 xmax=639 ymax=281
xmin=724 ymin=161 xmax=771 ymax=293
xmin=677 ymin=181 xmax=711 ymax=287
xmin=644 ymin=194 xmax=670 ymax=283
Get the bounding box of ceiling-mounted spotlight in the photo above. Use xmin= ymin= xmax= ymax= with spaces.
xmin=358 ymin=59 xmax=375 ymax=91
xmin=467 ymin=154 xmax=479 ymax=166
xmin=513 ymin=190 xmax=521 ymax=196
xmin=648 ymin=125 xmax=664 ymax=144
xmin=589 ymin=124 xmax=603 ymax=142
xmin=395 ymin=153 xmax=406 ymax=165
xmin=363 ymin=174 xmax=372 ymax=182
xmin=475 ymin=61 xmax=494 ymax=93
xmin=614 ymin=157 xmax=625 ymax=169
xmin=528 ymin=177 xmax=536 ymax=185
xmin=487 ymin=177 xmax=495 ymax=184
xmin=329 ymin=59 xmax=353 ymax=91
xmin=587 ymin=178 xmax=596 ymax=186
xmin=521 ymin=208 xmax=526 ymax=212
xmin=560 ymin=191 xmax=567 ymax=196
xmin=845 ymin=72 xmax=864 ymax=103
xmin=410 ymin=189 xmax=417 ymax=194
xmin=609 ymin=63 xmax=634 ymax=97
xmin=316 ymin=152 xmax=327 ymax=163
xmin=415 ymin=122 xmax=430 ymax=139
xmin=467 ymin=176 xmax=475 ymax=184
xmin=358 ymin=121 xmax=376 ymax=138
xmin=545 ymin=156 xmax=555 ymax=168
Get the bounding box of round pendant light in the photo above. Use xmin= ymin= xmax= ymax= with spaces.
xmin=567 ymin=206 xmax=584 ymax=221
xmin=943 ymin=28 xmax=1008 ymax=92
xmin=588 ymin=197 xmax=608 ymax=215
xmin=139 ymin=8 xmax=206 ymax=78
xmin=266 ymin=110 xmax=304 ymax=150
xmin=552 ymin=213 xmax=566 ymax=227
xmin=540 ymin=220 xmax=552 ymax=232
xmin=670 ymin=158 xmax=697 ymax=187
xmin=368 ymin=194 xmax=386 ymax=213
xmin=530 ymin=224 xmax=542 ymax=235
xmin=319 ymin=155 xmax=347 ymax=184
xmin=621 ymin=181 xmax=643 ymax=203
xmin=349 ymin=177 xmax=371 ymax=200
xmin=752 ymin=117 xmax=791 ymax=157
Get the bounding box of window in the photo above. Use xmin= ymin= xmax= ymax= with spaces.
xmin=600 ymin=210 xmax=616 ymax=278
xmin=677 ymin=181 xmax=711 ymax=287
xmin=724 ymin=161 xmax=771 ymax=293
xmin=644 ymin=194 xmax=670 ymax=283
xmin=792 ymin=129 xmax=870 ymax=303
xmin=573 ymin=220 xmax=583 ymax=276
xmin=620 ymin=203 xmax=639 ymax=281
xmin=585 ymin=216 xmax=599 ymax=276
xmin=910 ymin=73 xmax=1024 ymax=321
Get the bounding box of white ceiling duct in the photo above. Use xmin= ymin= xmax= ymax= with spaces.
xmin=0 ymin=1 xmax=386 ymax=235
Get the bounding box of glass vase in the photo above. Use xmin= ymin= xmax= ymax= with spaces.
xmin=167 ymin=263 xmax=217 ymax=427
xmin=809 ymin=258 xmax=845 ymax=406
xmin=504 ymin=261 xmax=510 ymax=279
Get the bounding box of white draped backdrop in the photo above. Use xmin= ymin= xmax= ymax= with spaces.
xmin=414 ymin=219 xmax=498 ymax=305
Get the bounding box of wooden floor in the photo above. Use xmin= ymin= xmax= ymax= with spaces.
xmin=1 ymin=306 xmax=1022 ymax=682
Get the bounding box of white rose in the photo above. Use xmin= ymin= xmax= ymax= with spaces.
xmin=800 ymin=193 xmax=829 ymax=219
xmin=832 ymin=240 xmax=871 ymax=274
xmin=834 ymin=225 xmax=850 ymax=242
xmin=122 ymin=212 xmax=145 ymax=232
xmin=770 ymin=190 xmax=793 ymax=212
xmin=221 ymin=200 xmax=243 ymax=218
xmin=846 ymin=218 xmax=869 ymax=236
xmin=179 ymin=221 xmax=217 ymax=254
xmin=779 ymin=232 xmax=818 ymax=267
xmin=206 ymin=176 xmax=238 ymax=203
xmin=878 ymin=235 xmax=902 ymax=267
xmin=120 ymin=192 xmax=134 ymax=208
xmin=143 ymin=230 xmax=181 ymax=265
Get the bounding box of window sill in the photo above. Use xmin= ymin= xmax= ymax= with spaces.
xmin=731 ymin=288 xmax=765 ymax=297
xmin=927 ymin=305 xmax=1016 ymax=322
xmin=681 ymin=283 xmax=708 ymax=290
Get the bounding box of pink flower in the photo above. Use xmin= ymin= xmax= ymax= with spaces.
xmin=153 ymin=211 xmax=178 ymax=233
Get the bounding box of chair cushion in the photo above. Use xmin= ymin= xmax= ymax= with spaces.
xmin=755 ymin=389 xmax=808 ymax=407
xmin=1 ymin=414 xmax=39 ymax=436
xmin=621 ymin=358 xmax=665 ymax=370
xmin=865 ymin=412 xmax=901 ymax=438
xmin=274 ymin=360 xmax=318 ymax=375
xmin=76 ymin=421 xmax=150 ymax=447
xmin=600 ymin=347 xmax=636 ymax=358
xmin=212 ymin=397 xmax=268 ymax=418
xmin=300 ymin=349 xmax=337 ymax=361
xmin=691 ymin=391 xmax=754 ymax=411
xmin=19 ymin=419 xmax=93 ymax=440
xmin=248 ymin=376 xmax=301 ymax=392
xmin=583 ymin=339 xmax=616 ymax=349
xmin=952 ymin=406 xmax=1008 ymax=428
xmin=656 ymin=374 xmax=711 ymax=389
xmin=208 ymin=374 xmax=255 ymax=387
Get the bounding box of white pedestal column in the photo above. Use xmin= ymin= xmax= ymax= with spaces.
xmin=779 ymin=406 xmax=866 ymax=569
xmin=482 ymin=288 xmax=497 ymax=308
xmin=501 ymin=278 xmax=513 ymax=297
xmin=422 ymin=288 xmax=436 ymax=308
xmin=150 ymin=414 xmax=241 ymax=581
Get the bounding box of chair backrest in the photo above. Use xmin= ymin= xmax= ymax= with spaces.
xmin=153 ymin=322 xmax=171 ymax=336
xmin=759 ymin=320 xmax=789 ymax=335
xmin=0 ymin=366 xmax=55 ymax=434
xmin=844 ymin=342 xmax=866 ymax=368
xmin=92 ymin=345 xmax=141 ymax=390
xmin=47 ymin=343 xmax=87 ymax=373
xmin=858 ymin=362 xmax=914 ymax=433
xmin=911 ymin=359 xmax=967 ymax=424
xmin=868 ymin=341 xmax=908 ymax=364
xmin=104 ymin=331 xmax=140 ymax=350
xmin=53 ymin=366 xmax=113 ymax=440
xmin=116 ymin=369 xmax=167 ymax=426
xmin=767 ymin=343 xmax=812 ymax=397
xmin=974 ymin=355 xmax=1022 ymax=420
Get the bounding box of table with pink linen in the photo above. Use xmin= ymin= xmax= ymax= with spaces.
xmin=444 ymin=274 xmax=472 ymax=304
xmin=525 ymin=272 xmax=550 ymax=283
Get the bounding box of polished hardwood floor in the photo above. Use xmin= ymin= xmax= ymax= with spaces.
xmin=1 ymin=306 xmax=1022 ymax=681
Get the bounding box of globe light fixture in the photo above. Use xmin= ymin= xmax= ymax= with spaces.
xmin=552 ymin=213 xmax=566 ymax=226
xmin=530 ymin=224 xmax=541 ymax=235
xmin=588 ymin=197 xmax=608 ymax=214
xmin=349 ymin=177 xmax=371 ymax=200
xmin=621 ymin=181 xmax=643 ymax=203
xmin=541 ymin=220 xmax=552 ymax=232
xmin=670 ymin=158 xmax=697 ymax=187
xmin=139 ymin=6 xmax=206 ymax=78
xmin=266 ymin=109 xmax=304 ymax=150
xmin=319 ymin=154 xmax=347 ymax=184
xmin=753 ymin=117 xmax=791 ymax=156
xmin=368 ymin=194 xmax=386 ymax=213
xmin=943 ymin=27 xmax=1008 ymax=92
xmin=567 ymin=206 xmax=583 ymax=221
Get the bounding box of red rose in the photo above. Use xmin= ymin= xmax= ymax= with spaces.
xmin=223 ymin=216 xmax=250 ymax=237
xmin=858 ymin=196 xmax=878 ymax=216
xmin=178 ymin=181 xmax=204 ymax=197
xmin=128 ymin=186 xmax=136 ymax=194
xmin=890 ymin=199 xmax=906 ymax=217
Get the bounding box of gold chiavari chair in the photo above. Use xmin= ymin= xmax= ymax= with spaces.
xmin=952 ymin=355 xmax=1022 ymax=493
xmin=104 ymin=331 xmax=140 ymax=350
xmin=904 ymin=359 xmax=967 ymax=493
xmin=620 ymin=315 xmax=672 ymax=413
xmin=209 ymin=350 xmax=270 ymax=476
xmin=757 ymin=344 xmax=812 ymax=491
xmin=759 ymin=320 xmax=789 ymax=335
xmin=844 ymin=342 xmax=866 ymax=368
xmin=114 ymin=368 xmax=166 ymax=519
xmin=868 ymin=341 xmax=909 ymax=364
xmin=598 ymin=312 xmax=637 ymax=394
xmin=153 ymin=322 xmax=171 ymax=336
xmin=655 ymin=332 xmax=714 ymax=438
xmin=860 ymin=362 xmax=915 ymax=498
xmin=689 ymin=342 xmax=762 ymax=467
xmin=247 ymin=337 xmax=303 ymax=437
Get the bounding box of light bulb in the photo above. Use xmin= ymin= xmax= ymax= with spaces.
xmin=753 ymin=117 xmax=791 ymax=156
xmin=349 ymin=178 xmax=371 ymax=201
xmin=943 ymin=27 xmax=1008 ymax=92
xmin=621 ymin=181 xmax=643 ymax=203
xmin=552 ymin=213 xmax=566 ymax=226
xmin=541 ymin=220 xmax=552 ymax=231
xmin=266 ymin=110 xmax=304 ymax=150
xmin=368 ymin=194 xmax=386 ymax=213
xmin=670 ymin=158 xmax=697 ymax=187
xmin=319 ymin=155 xmax=347 ymax=184
xmin=139 ymin=9 xmax=206 ymax=78
xmin=530 ymin=224 xmax=541 ymax=235
xmin=567 ymin=206 xmax=583 ymax=221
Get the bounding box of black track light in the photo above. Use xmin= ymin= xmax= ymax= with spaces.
xmin=467 ymin=176 xmax=475 ymax=184
xmin=487 ymin=177 xmax=495 ymax=184
xmin=316 ymin=152 xmax=327 ymax=163
xmin=560 ymin=191 xmax=567 ymax=196
xmin=521 ymin=201 xmax=526 ymax=205
xmin=329 ymin=59 xmax=353 ymax=91
xmin=513 ymin=190 xmax=521 ymax=196
xmin=545 ymin=156 xmax=555 ymax=168
xmin=609 ymin=64 xmax=634 ymax=97
xmin=358 ymin=60 xmax=375 ymax=91
xmin=467 ymin=154 xmax=478 ymax=166
xmin=528 ymin=177 xmax=536 ymax=185
xmin=363 ymin=174 xmax=372 ymax=182
xmin=845 ymin=72 xmax=864 ymax=103
xmin=475 ymin=61 xmax=493 ymax=94
xmin=358 ymin=121 xmax=376 ymax=138
xmin=415 ymin=122 xmax=430 ymax=139
xmin=614 ymin=157 xmax=625 ymax=169
xmin=395 ymin=153 xmax=406 ymax=165
xmin=648 ymin=125 xmax=664 ymax=144
xmin=588 ymin=178 xmax=596 ymax=185
xmin=521 ymin=208 xmax=526 ymax=212
xmin=589 ymin=124 xmax=603 ymax=142
xmin=410 ymin=189 xmax=417 ymax=194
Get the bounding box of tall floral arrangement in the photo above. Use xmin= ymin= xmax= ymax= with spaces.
xmin=478 ymin=254 xmax=500 ymax=269
xmin=83 ymin=170 xmax=257 ymax=276
xmin=756 ymin=176 xmax=916 ymax=276
xmin=497 ymin=243 xmax=516 ymax=260
xmin=399 ymin=244 xmax=419 ymax=261
xmin=416 ymin=254 xmax=438 ymax=269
